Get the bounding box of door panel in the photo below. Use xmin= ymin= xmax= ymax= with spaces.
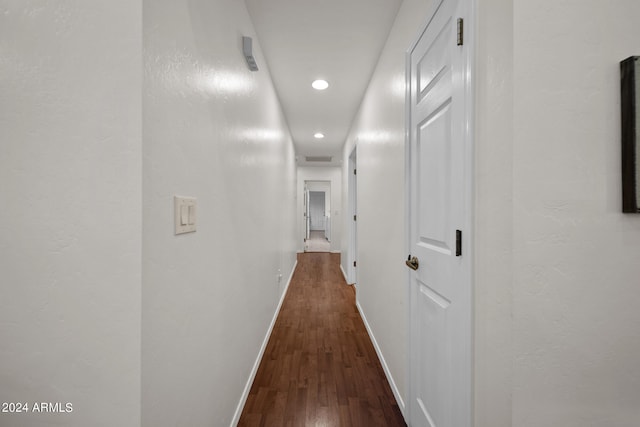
xmin=417 ymin=18 xmax=451 ymax=100
xmin=417 ymin=281 xmax=451 ymax=427
xmin=418 ymin=102 xmax=452 ymax=254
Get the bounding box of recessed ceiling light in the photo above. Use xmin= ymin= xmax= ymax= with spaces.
xmin=312 ymin=79 xmax=329 ymax=90
xmin=314 ymin=133 xmax=325 ymax=139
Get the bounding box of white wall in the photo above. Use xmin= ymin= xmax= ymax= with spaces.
xmin=473 ymin=0 xmax=514 ymax=425
xmin=142 ymin=0 xmax=297 ymax=425
xmin=341 ymin=0 xmax=435 ymax=412
xmin=0 ymin=2 xmax=142 ymax=427
xmin=346 ymin=2 xmax=640 ymax=425
xmin=297 ymin=167 xmax=342 ymax=252
xmin=511 ymin=1 xmax=640 ymax=425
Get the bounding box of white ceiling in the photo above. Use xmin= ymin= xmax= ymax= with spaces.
xmin=244 ymin=0 xmax=403 ymax=167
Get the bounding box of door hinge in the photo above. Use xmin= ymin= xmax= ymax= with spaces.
xmin=456 ymin=229 xmax=462 ymax=256
xmin=353 ymin=215 xmax=357 ymax=221
xmin=353 ymin=261 xmax=357 ymax=267
xmin=353 ymin=168 xmax=357 ymax=175
xmin=457 ymin=18 xmax=464 ymax=46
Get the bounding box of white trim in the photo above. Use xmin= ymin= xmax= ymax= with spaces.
xmin=339 ymin=263 xmax=349 ymax=283
xmin=404 ymin=14 xmax=414 ymax=415
xmin=339 ymin=262 xmax=355 ymax=287
xmin=230 ymin=260 xmax=298 ymax=426
xmin=347 ymin=146 xmax=358 ymax=284
xmin=356 ymin=301 xmax=406 ymax=418
xmin=464 ymin=2 xmax=477 ymax=425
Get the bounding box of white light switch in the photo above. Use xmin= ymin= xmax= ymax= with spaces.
xmin=174 ymin=196 xmax=197 ymax=234
xmin=188 ymin=205 xmax=196 ymax=225
xmin=180 ymin=205 xmax=188 ymax=226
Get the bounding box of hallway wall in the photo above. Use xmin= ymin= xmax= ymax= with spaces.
xmin=142 ymin=0 xmax=297 ymax=425
xmin=474 ymin=0 xmax=514 ymax=425
xmin=344 ymin=2 xmax=640 ymax=426
xmin=0 ymin=2 xmax=142 ymax=426
xmin=510 ymin=1 xmax=640 ymax=425
xmin=341 ymin=0 xmax=435 ymax=413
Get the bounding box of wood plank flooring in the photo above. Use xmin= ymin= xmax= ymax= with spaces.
xmin=238 ymin=253 xmax=406 ymax=427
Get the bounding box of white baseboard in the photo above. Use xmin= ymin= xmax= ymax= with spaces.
xmin=339 ymin=264 xmax=349 ymax=283
xmin=230 ymin=260 xmax=298 ymax=426
xmin=355 ymin=300 xmax=405 ymax=417
xmin=339 ymin=262 xmax=356 ymax=287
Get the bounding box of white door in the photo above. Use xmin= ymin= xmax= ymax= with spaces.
xmin=305 ymin=186 xmax=310 ymax=241
xmin=325 ymin=189 xmax=331 ymax=242
xmin=348 ymin=147 xmax=358 ymax=284
xmin=407 ymin=0 xmax=472 ymax=426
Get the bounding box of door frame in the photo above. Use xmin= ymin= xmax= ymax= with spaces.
xmin=404 ymin=0 xmax=475 ymax=424
xmin=347 ymin=145 xmax=358 ymax=285
xmin=303 ymin=180 xmax=332 ymax=249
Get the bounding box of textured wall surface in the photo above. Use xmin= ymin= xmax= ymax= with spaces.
xmin=341 ymin=0 xmax=435 ymax=412
xmin=474 ymin=0 xmax=514 ymax=426
xmin=0 ymin=2 xmax=142 ymax=426
xmin=513 ymin=1 xmax=640 ymax=425
xmin=142 ymin=0 xmax=297 ymax=425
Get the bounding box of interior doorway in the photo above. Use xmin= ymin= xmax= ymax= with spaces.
xmin=304 ymin=180 xmax=331 ymax=252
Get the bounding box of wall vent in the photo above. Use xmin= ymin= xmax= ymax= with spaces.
xmin=305 ymin=156 xmax=332 ymax=162
xmin=242 ymin=36 xmax=259 ymax=71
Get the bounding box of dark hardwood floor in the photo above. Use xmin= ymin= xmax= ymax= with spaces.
xmin=238 ymin=253 xmax=406 ymax=427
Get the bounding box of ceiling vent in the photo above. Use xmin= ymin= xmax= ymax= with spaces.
xmin=305 ymin=156 xmax=332 ymax=162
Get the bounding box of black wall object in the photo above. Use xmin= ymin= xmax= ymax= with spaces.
xmin=621 ymin=56 xmax=639 ymax=213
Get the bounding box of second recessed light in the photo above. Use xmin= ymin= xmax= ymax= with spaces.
xmin=314 ymin=133 xmax=325 ymax=139
xmin=312 ymin=79 xmax=329 ymax=90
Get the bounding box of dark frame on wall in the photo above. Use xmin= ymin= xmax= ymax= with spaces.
xmin=621 ymin=56 xmax=640 ymax=213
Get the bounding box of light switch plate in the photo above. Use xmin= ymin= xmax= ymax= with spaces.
xmin=174 ymin=196 xmax=197 ymax=234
